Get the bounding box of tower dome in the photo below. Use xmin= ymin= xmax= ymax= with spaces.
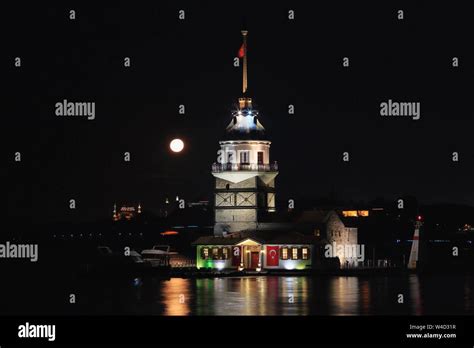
xmin=225 ymin=97 xmax=266 ymax=140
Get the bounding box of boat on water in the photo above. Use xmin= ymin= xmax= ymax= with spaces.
xmin=141 ymin=245 xmax=177 ymax=268
xmin=80 ymin=245 xmax=150 ymax=277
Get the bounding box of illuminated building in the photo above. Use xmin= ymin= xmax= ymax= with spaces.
xmin=193 ymin=30 xmax=359 ymax=271
xmin=112 ymin=203 xmax=142 ymax=221
xmin=342 ymin=210 xmax=369 ymax=217
xmin=193 ymin=233 xmax=314 ymax=271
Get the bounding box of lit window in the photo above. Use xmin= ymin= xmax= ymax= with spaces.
xmin=302 ymin=247 xmax=310 ymax=260
xmin=281 ymin=248 xmax=288 ymax=260
xmin=212 ymin=247 xmax=220 ymax=260
xmin=240 ymin=151 xmax=250 ymax=164
xmin=222 ymin=247 xmax=229 ymax=260
xmin=202 ymin=247 xmax=209 ymax=260
xmin=291 ymin=247 xmax=298 ymax=260
xmin=358 ymin=210 xmax=369 ymax=217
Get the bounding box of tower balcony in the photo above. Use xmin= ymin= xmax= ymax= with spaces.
xmin=212 ymin=162 xmax=278 ymax=173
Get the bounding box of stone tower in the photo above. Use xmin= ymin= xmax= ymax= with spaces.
xmin=211 ymin=31 xmax=278 ymax=236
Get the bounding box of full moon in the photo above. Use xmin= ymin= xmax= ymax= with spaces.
xmin=170 ymin=138 xmax=184 ymax=153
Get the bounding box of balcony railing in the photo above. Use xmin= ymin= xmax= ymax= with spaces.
xmin=212 ymin=162 xmax=278 ymax=172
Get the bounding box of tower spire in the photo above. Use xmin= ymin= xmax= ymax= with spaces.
xmin=241 ymin=30 xmax=248 ymax=94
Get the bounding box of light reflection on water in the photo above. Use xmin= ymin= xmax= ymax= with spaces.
xmin=162 ymin=278 xmax=191 ymax=316
xmin=329 ymin=277 xmax=359 ymax=315
xmin=122 ymin=274 xmax=474 ymax=316
xmin=192 ymin=277 xmax=310 ymax=315
xmin=409 ymin=275 xmax=422 ymax=315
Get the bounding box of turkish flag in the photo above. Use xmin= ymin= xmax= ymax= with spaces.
xmin=266 ymin=246 xmax=279 ymax=266
xmin=238 ymin=44 xmax=245 ymax=58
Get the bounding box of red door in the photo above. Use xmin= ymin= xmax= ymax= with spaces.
xmin=250 ymin=252 xmax=260 ymax=269
xmin=231 ymin=246 xmax=241 ymax=267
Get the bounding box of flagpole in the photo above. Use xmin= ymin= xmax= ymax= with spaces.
xmin=241 ymin=30 xmax=248 ymax=94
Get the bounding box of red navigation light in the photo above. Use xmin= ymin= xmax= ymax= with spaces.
xmin=417 ymin=215 xmax=423 ymax=221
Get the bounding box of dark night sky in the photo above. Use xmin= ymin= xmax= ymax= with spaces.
xmin=4 ymin=1 xmax=474 ymax=222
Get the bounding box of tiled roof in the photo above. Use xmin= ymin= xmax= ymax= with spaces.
xmin=192 ymin=236 xmax=241 ymax=245
xmin=192 ymin=230 xmax=318 ymax=246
